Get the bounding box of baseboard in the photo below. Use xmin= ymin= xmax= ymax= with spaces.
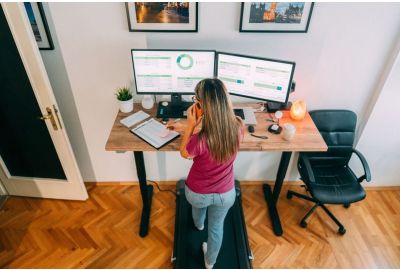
xmin=85 ymin=180 xmax=303 ymax=187
xmin=84 ymin=180 xmax=400 ymax=190
xmin=0 ymin=195 xmax=8 ymax=209
xmin=85 ymin=180 xmax=177 ymax=186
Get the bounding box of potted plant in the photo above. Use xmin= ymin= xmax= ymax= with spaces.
xmin=116 ymin=86 xmax=133 ymax=113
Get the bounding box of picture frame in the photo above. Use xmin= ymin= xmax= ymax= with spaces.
xmin=24 ymin=2 xmax=54 ymax=50
xmin=125 ymin=2 xmax=198 ymax=32
xmin=240 ymin=2 xmax=314 ymax=33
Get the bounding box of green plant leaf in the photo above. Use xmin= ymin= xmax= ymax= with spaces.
xmin=115 ymin=86 xmax=133 ymax=101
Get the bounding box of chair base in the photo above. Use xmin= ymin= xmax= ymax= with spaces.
xmin=287 ymin=189 xmax=347 ymax=235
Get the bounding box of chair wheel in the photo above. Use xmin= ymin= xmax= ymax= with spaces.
xmin=343 ymin=204 xmax=350 ymax=208
xmin=300 ymin=220 xmax=307 ymax=228
xmin=338 ymin=227 xmax=346 ymax=235
xmin=287 ymin=191 xmax=293 ymax=199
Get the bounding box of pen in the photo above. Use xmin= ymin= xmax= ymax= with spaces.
xmin=250 ymin=134 xmax=268 ymax=139
xmin=166 ymin=119 xmax=181 ymax=130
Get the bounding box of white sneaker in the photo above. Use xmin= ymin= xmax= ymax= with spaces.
xmin=202 ymin=242 xmax=214 ymax=269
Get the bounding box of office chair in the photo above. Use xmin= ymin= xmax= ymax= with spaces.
xmin=287 ymin=110 xmax=371 ymax=235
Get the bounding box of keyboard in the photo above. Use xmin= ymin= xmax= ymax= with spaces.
xmin=120 ymin=110 xmax=150 ymax=128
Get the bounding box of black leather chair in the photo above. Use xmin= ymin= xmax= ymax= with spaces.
xmin=287 ymin=110 xmax=371 ymax=235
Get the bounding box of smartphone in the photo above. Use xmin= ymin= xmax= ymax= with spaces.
xmin=194 ymin=102 xmax=203 ymax=119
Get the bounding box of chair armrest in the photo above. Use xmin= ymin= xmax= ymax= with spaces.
xmin=298 ymin=154 xmax=316 ymax=183
xmin=351 ymin=149 xmax=371 ymax=182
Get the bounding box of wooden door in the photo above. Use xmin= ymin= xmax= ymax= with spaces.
xmin=0 ymin=3 xmax=88 ymax=200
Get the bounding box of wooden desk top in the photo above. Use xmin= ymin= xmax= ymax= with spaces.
xmin=105 ymin=103 xmax=327 ymax=152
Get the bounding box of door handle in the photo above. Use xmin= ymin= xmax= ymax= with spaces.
xmin=53 ymin=105 xmax=63 ymax=130
xmin=39 ymin=107 xmax=58 ymax=131
xmin=39 ymin=115 xmax=51 ymax=120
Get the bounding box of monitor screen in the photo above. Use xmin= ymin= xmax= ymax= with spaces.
xmin=217 ymin=53 xmax=295 ymax=104
xmin=131 ymin=50 xmax=216 ymax=94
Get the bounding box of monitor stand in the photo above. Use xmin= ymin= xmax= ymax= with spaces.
xmin=264 ymin=81 xmax=296 ymax=112
xmin=156 ymin=94 xmax=193 ymax=119
xmin=265 ymin=101 xmax=292 ymax=113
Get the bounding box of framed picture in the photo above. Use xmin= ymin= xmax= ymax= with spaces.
xmin=24 ymin=2 xmax=54 ymax=50
xmin=240 ymin=2 xmax=314 ymax=33
xmin=125 ymin=2 xmax=198 ymax=32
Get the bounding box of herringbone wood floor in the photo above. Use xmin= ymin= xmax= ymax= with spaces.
xmin=0 ymin=184 xmax=399 ymax=268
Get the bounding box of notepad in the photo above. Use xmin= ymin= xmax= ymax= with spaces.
xmin=120 ymin=110 xmax=150 ymax=128
xmin=130 ymin=118 xmax=180 ymax=149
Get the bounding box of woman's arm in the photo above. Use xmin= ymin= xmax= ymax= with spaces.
xmin=236 ymin=116 xmax=245 ymax=143
xmin=180 ymin=124 xmax=196 ymax=159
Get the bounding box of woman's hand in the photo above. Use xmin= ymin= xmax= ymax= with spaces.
xmin=166 ymin=121 xmax=184 ymax=133
xmin=179 ymin=104 xmax=202 ymax=159
xmin=187 ymin=104 xmax=202 ymax=128
xmin=186 ymin=104 xmax=197 ymax=128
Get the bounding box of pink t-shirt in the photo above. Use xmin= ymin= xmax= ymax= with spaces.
xmin=185 ymin=130 xmax=242 ymax=194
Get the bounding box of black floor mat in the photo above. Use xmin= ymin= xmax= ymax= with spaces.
xmin=173 ymin=180 xmax=252 ymax=269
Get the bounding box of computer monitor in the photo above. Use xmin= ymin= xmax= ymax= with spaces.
xmin=131 ymin=49 xmax=216 ymax=118
xmin=216 ymin=52 xmax=295 ymax=109
xmin=131 ymin=49 xmax=216 ymax=94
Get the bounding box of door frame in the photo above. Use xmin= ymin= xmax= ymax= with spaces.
xmin=0 ymin=3 xmax=88 ymax=200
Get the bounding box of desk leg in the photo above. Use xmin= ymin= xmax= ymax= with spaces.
xmin=134 ymin=151 xmax=153 ymax=238
xmin=263 ymin=151 xmax=292 ymax=236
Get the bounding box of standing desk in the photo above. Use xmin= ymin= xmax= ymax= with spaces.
xmin=105 ymin=103 xmax=327 ymax=237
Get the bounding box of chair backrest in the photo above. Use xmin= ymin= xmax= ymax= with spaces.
xmin=303 ymin=110 xmax=357 ymax=167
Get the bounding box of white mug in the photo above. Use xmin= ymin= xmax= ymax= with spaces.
xmin=282 ymin=123 xmax=296 ymax=141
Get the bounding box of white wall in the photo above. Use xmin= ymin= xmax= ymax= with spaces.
xmin=40 ymin=3 xmax=96 ymax=180
xmin=147 ymin=3 xmax=400 ymax=117
xmin=352 ymin=39 xmax=400 ymax=186
xmin=44 ymin=2 xmax=400 ymax=184
xmin=147 ymin=2 xmax=400 ymax=183
xmin=47 ymin=3 xmax=147 ymax=181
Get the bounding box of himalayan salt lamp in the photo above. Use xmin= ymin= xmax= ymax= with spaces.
xmin=290 ymin=100 xmax=307 ymax=120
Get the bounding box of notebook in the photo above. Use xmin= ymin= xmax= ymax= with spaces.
xmin=120 ymin=110 xmax=150 ymax=128
xmin=130 ymin=118 xmax=180 ymax=149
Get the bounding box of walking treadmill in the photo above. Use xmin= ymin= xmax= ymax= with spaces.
xmin=172 ymin=180 xmax=253 ymax=269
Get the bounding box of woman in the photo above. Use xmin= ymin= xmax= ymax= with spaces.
xmin=178 ymin=78 xmax=243 ymax=269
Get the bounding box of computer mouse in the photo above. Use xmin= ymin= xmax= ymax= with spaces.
xmin=247 ymin=125 xmax=255 ymax=133
xmin=271 ymin=124 xmax=279 ymax=131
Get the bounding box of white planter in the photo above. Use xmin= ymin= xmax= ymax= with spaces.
xmin=119 ymin=98 xmax=133 ymax=113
